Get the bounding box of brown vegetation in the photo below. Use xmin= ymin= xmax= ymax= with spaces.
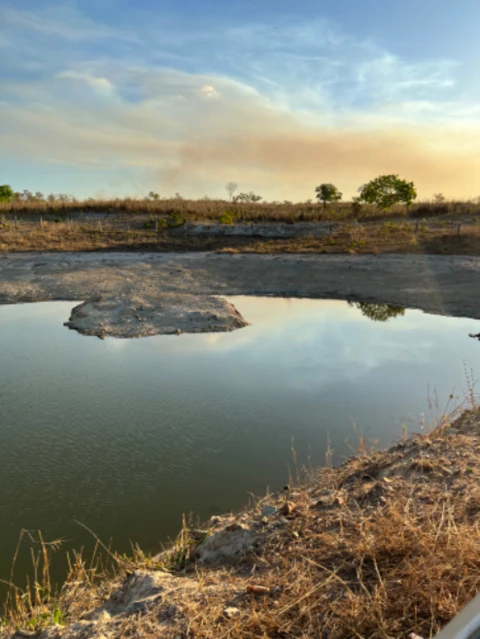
xmin=1 ymin=216 xmax=480 ymax=255
xmin=2 ymin=196 xmax=480 ymax=224
xmin=2 ymin=403 xmax=480 ymax=638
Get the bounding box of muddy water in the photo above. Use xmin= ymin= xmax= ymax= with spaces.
xmin=1 ymin=297 xmax=479 ymax=587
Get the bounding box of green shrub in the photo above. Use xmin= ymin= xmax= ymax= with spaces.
xmin=166 ymin=212 xmax=185 ymax=228
xmin=219 ymin=212 xmax=233 ymax=225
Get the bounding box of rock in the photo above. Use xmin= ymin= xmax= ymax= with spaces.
xmin=209 ymin=516 xmax=221 ymax=527
xmin=104 ymin=570 xmax=170 ymax=616
xmin=280 ymin=501 xmax=295 ymax=516
xmin=444 ymin=428 xmax=459 ymax=435
xmin=195 ymin=522 xmax=262 ymax=565
xmin=223 ymin=607 xmax=240 ymax=619
xmin=64 ymin=294 xmax=249 ymax=339
xmin=261 ymin=505 xmax=277 ymax=517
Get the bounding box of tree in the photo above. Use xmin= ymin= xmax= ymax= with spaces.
xmin=234 ymin=191 xmax=262 ymax=203
xmin=358 ymin=175 xmax=417 ymax=210
xmin=148 ymin=191 xmax=160 ymax=200
xmin=0 ymin=185 xmax=14 ymax=202
xmin=315 ymin=183 xmax=342 ymax=209
xmin=349 ymin=302 xmax=405 ymax=322
xmin=225 ymin=182 xmax=237 ymax=201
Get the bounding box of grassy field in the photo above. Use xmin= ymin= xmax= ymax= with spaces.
xmin=2 ymin=197 xmax=480 ymax=254
xmin=1 ymin=216 xmax=480 ymax=255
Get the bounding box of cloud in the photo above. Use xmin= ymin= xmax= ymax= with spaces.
xmin=200 ymin=84 xmax=219 ymax=99
xmin=1 ymin=5 xmax=478 ymax=199
xmin=2 ymin=64 xmax=480 ymax=199
xmin=1 ymin=4 xmax=136 ymax=43
xmin=57 ymin=70 xmax=114 ymax=92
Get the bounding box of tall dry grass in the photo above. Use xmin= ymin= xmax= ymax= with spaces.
xmin=2 ymin=197 xmax=480 ymax=224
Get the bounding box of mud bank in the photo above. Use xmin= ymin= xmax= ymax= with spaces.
xmin=2 ymin=253 xmax=480 ymax=336
xmin=64 ymin=294 xmax=248 ymax=338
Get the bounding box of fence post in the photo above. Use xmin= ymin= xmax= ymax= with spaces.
xmin=155 ymin=220 xmax=158 ymax=233
xmin=69 ymin=218 xmax=73 ymax=231
xmin=98 ymin=220 xmax=102 ymax=233
xmin=414 ymin=222 xmax=419 ymax=233
xmin=40 ymin=217 xmax=44 ymax=230
xmin=457 ymin=224 xmax=461 ymax=236
xmin=14 ymin=216 xmax=18 ymax=229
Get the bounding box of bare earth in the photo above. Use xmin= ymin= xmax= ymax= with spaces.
xmin=1 ymin=252 xmax=480 ymax=337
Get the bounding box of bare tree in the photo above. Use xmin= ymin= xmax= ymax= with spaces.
xmin=225 ymin=182 xmax=238 ymax=201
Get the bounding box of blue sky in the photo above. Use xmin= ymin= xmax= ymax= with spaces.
xmin=1 ymin=0 xmax=480 ymax=199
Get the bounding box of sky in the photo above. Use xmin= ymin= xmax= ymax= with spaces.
xmin=1 ymin=0 xmax=480 ymax=200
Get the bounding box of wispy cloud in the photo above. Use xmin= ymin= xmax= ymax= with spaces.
xmin=1 ymin=4 xmax=136 ymax=42
xmin=57 ymin=70 xmax=114 ymax=92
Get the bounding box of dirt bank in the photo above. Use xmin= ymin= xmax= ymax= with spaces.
xmin=3 ymin=406 xmax=480 ymax=638
xmin=1 ymin=253 xmax=480 ymax=332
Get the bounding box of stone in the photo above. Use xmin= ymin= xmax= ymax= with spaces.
xmin=195 ymin=522 xmax=262 ymax=564
xmin=223 ymin=607 xmax=240 ymax=619
xmin=261 ymin=505 xmax=277 ymax=517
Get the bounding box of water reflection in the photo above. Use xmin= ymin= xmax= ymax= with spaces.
xmin=0 ymin=297 xmax=479 ymax=588
xmin=349 ymin=302 xmax=405 ymax=322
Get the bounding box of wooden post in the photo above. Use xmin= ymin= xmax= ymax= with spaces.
xmin=155 ymin=220 xmax=158 ymax=233
xmin=415 ymin=222 xmax=419 ymax=233
xmin=14 ymin=216 xmax=18 ymax=229
xmin=69 ymin=218 xmax=73 ymax=231
xmin=457 ymin=223 xmax=461 ymax=236
xmin=98 ymin=220 xmax=102 ymax=233
xmin=40 ymin=217 xmax=44 ymax=230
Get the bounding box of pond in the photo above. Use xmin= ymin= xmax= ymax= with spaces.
xmin=1 ymin=297 xmax=479 ymax=588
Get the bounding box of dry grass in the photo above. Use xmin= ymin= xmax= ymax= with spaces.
xmin=2 ymin=197 xmax=480 ymax=224
xmin=2 ymin=218 xmax=480 ymax=256
xmin=2 ymin=403 xmax=480 ymax=638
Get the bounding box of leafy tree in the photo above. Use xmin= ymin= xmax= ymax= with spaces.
xmin=21 ymin=189 xmax=34 ymax=201
xmin=350 ymin=302 xmax=405 ymax=322
xmin=358 ymin=175 xmax=417 ymax=210
xmin=433 ymin=193 xmax=446 ymax=204
xmin=234 ymin=191 xmax=262 ymax=203
xmin=0 ymin=185 xmax=14 ymax=202
xmin=148 ymin=191 xmax=160 ymax=200
xmin=315 ymin=183 xmax=342 ymax=209
xmin=225 ymin=182 xmax=237 ymax=201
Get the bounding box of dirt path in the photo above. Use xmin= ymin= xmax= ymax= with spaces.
xmin=1 ymin=252 xmax=479 ymax=335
